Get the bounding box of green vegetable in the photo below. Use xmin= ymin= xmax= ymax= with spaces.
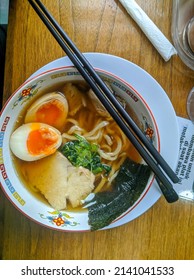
xmin=60 ymin=134 xmax=111 ymax=175
xmin=87 ymin=158 xmax=151 ymax=231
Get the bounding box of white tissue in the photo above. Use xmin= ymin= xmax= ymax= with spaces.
xmin=119 ymin=0 xmax=177 ymax=61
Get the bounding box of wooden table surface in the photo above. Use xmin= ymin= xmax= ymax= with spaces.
xmin=1 ymin=0 xmax=194 ymax=260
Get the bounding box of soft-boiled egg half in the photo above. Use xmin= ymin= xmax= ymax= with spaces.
xmin=24 ymin=92 xmax=68 ymax=132
xmin=10 ymin=123 xmax=62 ymax=161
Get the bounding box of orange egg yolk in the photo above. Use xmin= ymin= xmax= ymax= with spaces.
xmin=27 ymin=126 xmax=58 ymax=156
xmin=36 ymin=101 xmax=63 ymax=127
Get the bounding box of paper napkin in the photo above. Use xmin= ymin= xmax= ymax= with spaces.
xmin=173 ymin=117 xmax=194 ymax=201
xmin=119 ymin=0 xmax=177 ymax=61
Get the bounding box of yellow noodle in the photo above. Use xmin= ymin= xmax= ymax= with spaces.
xmin=100 ymin=144 xmax=112 ymax=152
xmin=84 ymin=121 xmax=109 ymax=137
xmin=109 ymin=170 xmax=119 ymax=184
xmin=111 ymin=154 xmax=126 ymax=173
xmin=118 ymin=126 xmax=131 ymax=152
xmin=66 ymin=118 xmax=80 ymax=125
xmin=98 ymin=137 xmax=122 ymax=161
xmin=107 ymin=154 xmax=126 ymax=177
xmin=98 ymin=149 xmax=118 ymax=161
xmin=104 ymin=134 xmax=113 ymax=146
xmin=62 ymin=134 xmax=77 ymax=141
xmin=107 ymin=137 xmax=122 ymax=156
xmin=96 ymin=128 xmax=104 ymax=143
xmin=94 ymin=176 xmax=108 ymax=193
xmin=82 ymin=96 xmax=87 ymax=107
xmin=68 ymin=125 xmax=84 ymax=134
xmin=85 ymin=131 xmax=102 ymax=141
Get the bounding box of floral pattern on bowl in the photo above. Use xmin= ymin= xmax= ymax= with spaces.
xmin=13 ymin=79 xmax=45 ymax=107
xmin=39 ymin=211 xmax=79 ymax=228
xmin=141 ymin=115 xmax=155 ymax=143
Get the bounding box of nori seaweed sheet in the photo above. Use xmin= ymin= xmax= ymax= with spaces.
xmin=87 ymin=158 xmax=151 ymax=231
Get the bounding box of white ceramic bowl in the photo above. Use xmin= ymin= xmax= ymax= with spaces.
xmin=0 ymin=66 xmax=159 ymax=231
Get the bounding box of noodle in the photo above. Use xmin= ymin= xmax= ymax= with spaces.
xmin=98 ymin=137 xmax=122 ymax=160
xmin=84 ymin=121 xmax=109 ymax=137
xmin=66 ymin=118 xmax=80 ymax=126
xmin=68 ymin=125 xmax=84 ymax=134
xmin=94 ymin=176 xmax=108 ymax=193
xmin=85 ymin=130 xmax=102 ymax=141
xmin=100 ymin=144 xmax=112 ymax=152
xmin=104 ymin=134 xmax=113 ymax=146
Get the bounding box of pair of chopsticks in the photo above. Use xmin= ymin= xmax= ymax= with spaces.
xmin=28 ymin=0 xmax=179 ymax=202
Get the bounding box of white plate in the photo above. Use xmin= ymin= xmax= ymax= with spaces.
xmin=30 ymin=53 xmax=180 ymax=229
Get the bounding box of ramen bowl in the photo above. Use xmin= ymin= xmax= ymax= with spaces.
xmin=0 ymin=66 xmax=159 ymax=231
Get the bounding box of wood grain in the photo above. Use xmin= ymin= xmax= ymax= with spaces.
xmin=1 ymin=0 xmax=194 ymax=260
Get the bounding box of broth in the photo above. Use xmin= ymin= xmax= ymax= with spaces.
xmin=12 ymin=81 xmax=141 ymax=210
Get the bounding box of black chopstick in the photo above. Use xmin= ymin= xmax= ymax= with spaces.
xmin=30 ymin=0 xmax=179 ymax=184
xmin=28 ymin=0 xmax=179 ymax=202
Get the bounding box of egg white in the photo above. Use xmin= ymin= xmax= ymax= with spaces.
xmin=24 ymin=92 xmax=68 ymax=131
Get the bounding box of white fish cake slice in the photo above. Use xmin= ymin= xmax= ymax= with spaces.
xmin=21 ymin=151 xmax=95 ymax=210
